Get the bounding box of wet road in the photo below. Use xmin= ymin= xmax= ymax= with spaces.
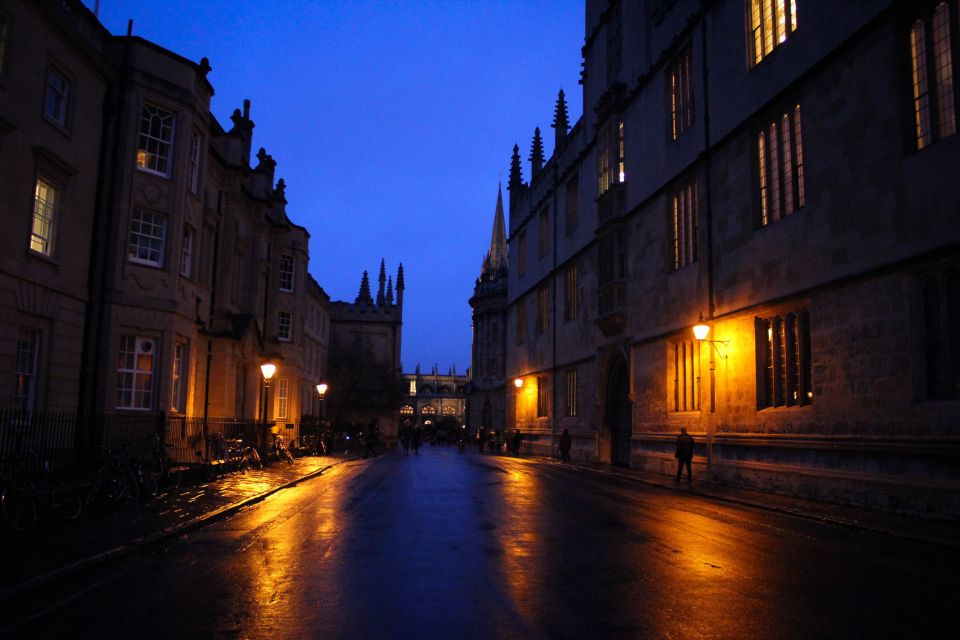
xmin=2 ymin=448 xmax=957 ymax=639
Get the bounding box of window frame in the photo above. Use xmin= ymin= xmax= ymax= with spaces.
xmin=537 ymin=285 xmax=549 ymax=335
xmin=277 ymin=310 xmax=292 ymax=341
xmin=170 ymin=340 xmax=188 ymax=413
xmin=921 ymin=269 xmax=960 ymax=400
xmin=671 ymin=338 xmax=700 ymax=413
xmin=30 ymin=177 xmax=59 ymax=257
xmin=757 ymin=104 xmax=806 ymax=226
xmin=43 ymin=64 xmax=70 ymax=129
xmin=747 ymin=0 xmax=799 ymax=69
xmin=564 ymin=174 xmax=579 ymax=236
xmin=536 ymin=375 xmax=549 ymax=418
xmin=180 ymin=225 xmax=193 ymax=278
xmin=564 ymin=263 xmax=579 ymax=322
xmin=756 ymin=309 xmax=812 ymax=409
xmin=538 ymin=207 xmax=549 ymax=258
xmin=669 ymin=48 xmax=694 ymax=141
xmin=116 ymin=334 xmax=156 ymax=411
xmin=564 ymin=368 xmax=578 ymax=417
xmin=279 ymin=254 xmax=295 ymax=292
xmin=136 ymin=104 xmax=176 ymax=177
xmin=275 ymin=378 xmax=289 ymax=420
xmin=14 ymin=326 xmax=42 ymax=411
xmin=516 ymin=299 xmax=527 ymax=345
xmin=187 ymin=130 xmax=201 ymax=194
xmin=671 ymin=179 xmax=699 ymax=271
xmin=128 ymin=208 xmax=168 ymax=268
xmin=908 ymin=1 xmax=959 ymax=151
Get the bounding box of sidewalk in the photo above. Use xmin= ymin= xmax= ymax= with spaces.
xmin=559 ymin=457 xmax=960 ymax=549
xmin=0 ymin=454 xmax=347 ymax=603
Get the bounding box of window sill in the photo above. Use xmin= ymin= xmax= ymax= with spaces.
xmin=127 ymin=257 xmax=165 ymax=270
xmin=43 ymin=115 xmax=71 ymax=139
xmin=136 ymin=166 xmax=171 ymax=179
xmin=26 ymin=248 xmax=62 ymax=268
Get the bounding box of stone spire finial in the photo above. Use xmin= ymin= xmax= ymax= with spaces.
xmin=386 ymin=276 xmax=394 ymax=305
xmin=508 ymin=144 xmax=523 ymax=192
xmin=529 ymin=127 xmax=544 ymax=180
xmin=377 ymin=259 xmax=387 ymax=306
xmin=396 ymin=263 xmax=405 ymax=308
xmin=552 ymin=88 xmax=569 ymax=148
xmin=356 ymin=271 xmax=373 ymax=305
xmin=273 ymin=178 xmax=287 ymax=203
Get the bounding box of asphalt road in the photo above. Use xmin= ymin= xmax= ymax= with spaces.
xmin=2 ymin=448 xmax=957 ymax=639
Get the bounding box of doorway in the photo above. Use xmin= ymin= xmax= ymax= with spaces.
xmin=605 ymin=355 xmax=632 ymax=467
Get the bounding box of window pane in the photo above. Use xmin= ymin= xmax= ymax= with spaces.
xmin=911 ymin=21 xmax=934 ymax=149
xmin=932 ymin=3 xmax=956 ymax=138
xmin=31 ymin=179 xmax=57 ymax=255
xmin=137 ymin=105 xmax=175 ymax=175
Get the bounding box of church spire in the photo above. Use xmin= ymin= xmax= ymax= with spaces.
xmin=356 ymin=270 xmax=373 ymax=305
xmin=552 ymin=88 xmax=569 ymax=149
xmin=529 ymin=127 xmax=544 ymax=180
xmin=377 ymin=258 xmax=386 ymax=306
xmin=396 ymin=263 xmax=405 ymax=308
xmin=481 ymin=184 xmax=508 ymax=278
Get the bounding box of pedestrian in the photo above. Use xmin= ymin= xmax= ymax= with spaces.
xmin=675 ymin=427 xmax=694 ymax=483
xmin=412 ymin=424 xmax=422 ymax=455
xmin=511 ymin=429 xmax=522 ymax=456
xmin=363 ymin=418 xmax=379 ymax=459
xmin=400 ymin=420 xmax=411 ymax=455
xmin=558 ymin=428 xmax=572 ymax=463
xmin=477 ymin=427 xmax=487 ymax=454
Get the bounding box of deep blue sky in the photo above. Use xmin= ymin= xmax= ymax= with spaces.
xmin=86 ymin=0 xmax=583 ymax=374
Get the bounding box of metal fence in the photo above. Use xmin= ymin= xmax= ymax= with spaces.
xmin=0 ymin=410 xmax=303 ymax=473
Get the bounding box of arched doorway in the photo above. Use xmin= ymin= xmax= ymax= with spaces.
xmin=605 ymin=354 xmax=632 ymax=467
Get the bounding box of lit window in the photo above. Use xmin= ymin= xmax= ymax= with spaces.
xmin=672 ymin=339 xmax=700 ymax=412
xmin=564 ymin=263 xmax=579 ymax=322
xmin=278 ymin=311 xmax=292 ymax=341
xmin=171 ymin=341 xmax=188 ymax=412
xmin=537 ymin=375 xmax=549 ymax=418
xmin=180 ymin=226 xmax=193 ymax=277
xmin=188 ymin=131 xmax=201 ymax=193
xmin=279 ymin=255 xmax=294 ymax=292
xmin=128 ymin=209 xmax=167 ymax=267
xmin=44 ymin=67 xmax=69 ymax=127
xmin=14 ymin=327 xmax=41 ymax=411
xmin=565 ymin=369 xmax=577 ymax=417
xmin=409 ymin=380 xmax=417 ymax=396
xmin=30 ymin=178 xmax=58 ymax=256
xmin=276 ymin=378 xmax=288 ymax=419
xmin=670 ymin=50 xmax=693 ymax=140
xmin=136 ymin=105 xmax=175 ymax=176
xmin=757 ymin=311 xmax=811 ymax=409
xmin=758 ymin=105 xmax=805 ymax=225
xmin=749 ymin=0 xmax=798 ymax=67
xmin=910 ymin=3 xmax=958 ymax=150
xmin=597 ymin=119 xmax=626 ymax=196
xmin=672 ymin=181 xmax=698 ymax=270
xmin=117 ymin=335 xmax=155 ymax=410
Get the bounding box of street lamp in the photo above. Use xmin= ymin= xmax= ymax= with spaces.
xmin=315 ymin=383 xmax=328 ymax=455
xmin=692 ymin=314 xmax=728 ymax=360
xmin=260 ymin=361 xmax=277 ymax=453
xmin=514 ymin=378 xmax=524 ymax=388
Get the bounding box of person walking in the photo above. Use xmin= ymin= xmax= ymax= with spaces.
xmin=675 ymin=427 xmax=694 ymax=483
xmin=363 ymin=418 xmax=380 ymax=459
xmin=411 ymin=424 xmax=422 ymax=455
xmin=477 ymin=427 xmax=487 ymax=454
xmin=558 ymin=429 xmax=572 ymax=463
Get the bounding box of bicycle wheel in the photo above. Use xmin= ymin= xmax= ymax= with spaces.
xmin=51 ymin=482 xmax=83 ymax=520
xmin=2 ymin=485 xmax=38 ymax=532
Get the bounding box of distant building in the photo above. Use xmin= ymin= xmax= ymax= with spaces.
xmin=0 ymin=0 xmax=402 ymax=457
xmin=498 ymin=0 xmax=960 ymax=518
xmin=466 ymin=186 xmax=509 ymax=435
xmin=401 ymin=365 xmax=467 ymax=440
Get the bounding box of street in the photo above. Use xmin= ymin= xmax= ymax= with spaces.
xmin=2 ymin=448 xmax=957 ymax=639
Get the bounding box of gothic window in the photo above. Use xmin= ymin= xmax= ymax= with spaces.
xmin=671 ymin=339 xmax=700 ymax=412
xmin=748 ymin=0 xmax=798 ymax=67
xmin=565 ymin=369 xmax=578 ymax=417
xmin=758 ymin=105 xmax=805 ymax=225
xmin=756 ymin=310 xmax=812 ymax=408
xmin=537 ymin=375 xmax=549 ymax=418
xmin=597 ymin=120 xmax=625 ymax=196
xmin=910 ymin=2 xmax=958 ymax=150
xmin=670 ymin=49 xmax=693 ymax=140
xmin=672 ymin=180 xmax=698 ymax=270
xmin=564 ymin=263 xmax=579 ymax=322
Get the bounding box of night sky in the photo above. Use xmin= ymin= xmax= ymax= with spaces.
xmin=84 ymin=0 xmax=583 ymax=374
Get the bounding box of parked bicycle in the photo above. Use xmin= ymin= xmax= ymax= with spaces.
xmin=1 ymin=461 xmax=37 ymax=533
xmin=86 ymin=447 xmax=140 ymax=507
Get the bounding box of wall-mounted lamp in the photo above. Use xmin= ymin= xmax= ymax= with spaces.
xmin=260 ymin=361 xmax=277 ymax=381
xmin=514 ymin=378 xmax=524 ymax=388
xmin=692 ymin=314 xmax=729 ymax=359
xmin=316 ymin=383 xmax=328 ymax=398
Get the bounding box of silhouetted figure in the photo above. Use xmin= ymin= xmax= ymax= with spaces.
xmin=400 ymin=421 xmax=411 ymax=455
xmin=412 ymin=425 xmax=422 ymax=455
xmin=558 ymin=429 xmax=572 ymax=463
xmin=675 ymin=427 xmax=694 ymax=483
xmin=477 ymin=427 xmax=487 ymax=453
xmin=511 ymin=429 xmax=522 ymax=456
xmin=363 ymin=418 xmax=380 ymax=459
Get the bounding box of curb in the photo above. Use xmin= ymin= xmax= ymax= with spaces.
xmin=0 ymin=460 xmax=340 ymax=606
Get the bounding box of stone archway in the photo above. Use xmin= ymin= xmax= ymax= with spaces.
xmin=604 ymin=353 xmax=632 ymax=468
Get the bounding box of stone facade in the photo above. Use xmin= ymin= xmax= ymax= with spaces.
xmin=401 ymin=366 xmax=468 ymax=438
xmin=0 ymin=0 xmax=402 ymax=453
xmin=502 ymin=0 xmax=960 ymax=518
xmin=467 ymin=186 xmax=509 ymax=434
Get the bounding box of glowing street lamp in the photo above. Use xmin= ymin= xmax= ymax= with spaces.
xmin=260 ymin=360 xmax=277 ymax=452
xmin=692 ymin=314 xmax=728 ymax=360
xmin=514 ymin=378 xmax=524 ymax=389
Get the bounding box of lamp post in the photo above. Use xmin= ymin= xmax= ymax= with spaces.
xmin=260 ymin=361 xmax=277 ymax=454
xmin=316 ymin=383 xmax=328 ymax=455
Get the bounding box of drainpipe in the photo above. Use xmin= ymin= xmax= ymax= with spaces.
xmin=700 ymin=10 xmax=715 ymax=471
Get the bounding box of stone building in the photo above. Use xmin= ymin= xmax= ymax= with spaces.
xmin=502 ymin=0 xmax=960 ymax=517
xmin=401 ymin=365 xmax=467 ymax=440
xmin=466 ymin=185 xmax=509 ymax=434
xmin=0 ymin=0 xmax=401 ymax=457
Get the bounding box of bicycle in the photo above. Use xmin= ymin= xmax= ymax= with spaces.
xmin=86 ymin=448 xmax=140 ymax=508
xmin=22 ymin=451 xmax=83 ymax=522
xmin=1 ymin=461 xmax=37 ymax=533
